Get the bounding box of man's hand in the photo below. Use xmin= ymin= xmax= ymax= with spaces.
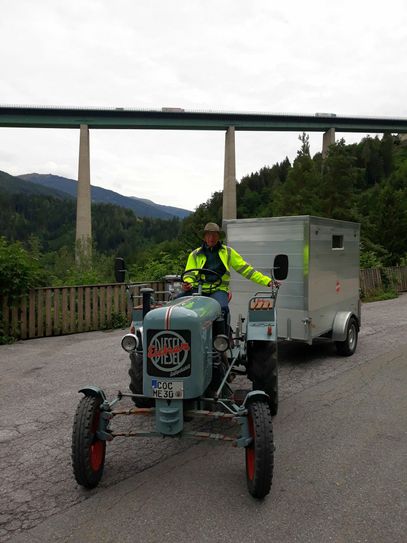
xmin=182 ymin=282 xmax=193 ymax=292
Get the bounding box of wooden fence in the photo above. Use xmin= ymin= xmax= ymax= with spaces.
xmin=0 ymin=281 xmax=166 ymax=341
xmin=1 ymin=267 xmax=406 ymax=341
xmin=359 ymin=266 xmax=407 ymax=296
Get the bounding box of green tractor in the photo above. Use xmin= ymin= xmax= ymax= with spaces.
xmin=72 ymin=255 xmax=288 ymax=499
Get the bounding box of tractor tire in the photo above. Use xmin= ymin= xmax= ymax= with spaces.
xmin=245 ymin=400 xmax=274 ymax=499
xmin=72 ymin=395 xmax=106 ymax=489
xmin=246 ymin=340 xmax=279 ymax=416
xmin=129 ymin=352 xmax=154 ymax=408
xmin=335 ymin=317 xmax=358 ymax=356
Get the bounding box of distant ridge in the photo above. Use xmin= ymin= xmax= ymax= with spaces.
xmin=0 ymin=170 xmax=74 ymax=200
xmin=18 ymin=173 xmax=191 ymax=220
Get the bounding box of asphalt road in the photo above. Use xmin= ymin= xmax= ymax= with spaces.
xmin=1 ymin=294 xmax=407 ymax=543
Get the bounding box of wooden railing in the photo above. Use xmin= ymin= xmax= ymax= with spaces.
xmin=0 ymin=281 xmax=166 ymax=341
xmin=1 ymin=267 xmax=406 ymax=341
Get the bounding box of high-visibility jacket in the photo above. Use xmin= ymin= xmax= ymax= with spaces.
xmin=184 ymin=243 xmax=271 ymax=293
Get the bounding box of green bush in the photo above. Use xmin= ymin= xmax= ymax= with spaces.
xmin=361 ymin=288 xmax=398 ymax=303
xmin=0 ymin=237 xmax=46 ymax=301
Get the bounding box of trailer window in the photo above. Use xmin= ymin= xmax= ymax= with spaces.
xmin=332 ymin=235 xmax=344 ymax=250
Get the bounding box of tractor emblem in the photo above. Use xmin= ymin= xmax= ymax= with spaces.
xmin=147 ymin=330 xmax=191 ymax=376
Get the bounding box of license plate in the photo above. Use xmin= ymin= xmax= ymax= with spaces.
xmin=151 ymin=380 xmax=184 ymax=399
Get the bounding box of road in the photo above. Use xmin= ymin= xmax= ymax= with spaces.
xmin=1 ymin=294 xmax=406 ymax=543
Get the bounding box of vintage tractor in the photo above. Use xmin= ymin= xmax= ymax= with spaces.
xmin=71 ymin=255 xmax=288 ymax=499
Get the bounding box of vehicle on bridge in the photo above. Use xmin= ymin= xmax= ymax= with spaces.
xmin=71 ymin=254 xmax=288 ymax=499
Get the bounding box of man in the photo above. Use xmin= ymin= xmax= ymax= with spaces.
xmin=179 ymin=222 xmax=273 ymax=321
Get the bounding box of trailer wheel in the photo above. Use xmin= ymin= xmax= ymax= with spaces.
xmin=245 ymin=400 xmax=274 ymax=499
xmin=129 ymin=352 xmax=154 ymax=407
xmin=335 ymin=317 xmax=358 ymax=356
xmin=72 ymin=395 xmax=106 ymax=489
xmin=246 ymin=341 xmax=279 ymax=416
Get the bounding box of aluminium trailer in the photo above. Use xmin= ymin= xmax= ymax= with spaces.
xmin=225 ymin=216 xmax=360 ymax=353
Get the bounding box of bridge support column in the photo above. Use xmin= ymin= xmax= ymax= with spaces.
xmin=222 ymin=126 xmax=236 ymax=221
xmin=75 ymin=124 xmax=92 ymax=262
xmin=322 ymin=128 xmax=335 ymax=158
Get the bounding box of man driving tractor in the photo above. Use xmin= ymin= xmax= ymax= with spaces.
xmin=179 ymin=222 xmax=273 ymax=324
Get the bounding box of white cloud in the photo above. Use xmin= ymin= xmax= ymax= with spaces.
xmin=1 ymin=0 xmax=407 ymax=209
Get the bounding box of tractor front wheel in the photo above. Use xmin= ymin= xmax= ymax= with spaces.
xmin=245 ymin=400 xmax=274 ymax=499
xmin=72 ymin=395 xmax=106 ymax=489
xmin=247 ymin=340 xmax=278 ymax=416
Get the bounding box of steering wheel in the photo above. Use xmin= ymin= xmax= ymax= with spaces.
xmin=181 ymin=268 xmax=223 ymax=293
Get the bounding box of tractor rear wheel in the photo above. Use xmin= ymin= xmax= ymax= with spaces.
xmin=245 ymin=400 xmax=274 ymax=499
xmin=129 ymin=352 xmax=154 ymax=407
xmin=72 ymin=395 xmax=106 ymax=489
xmin=246 ymin=340 xmax=278 ymax=416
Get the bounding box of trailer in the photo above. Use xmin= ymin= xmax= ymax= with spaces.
xmin=225 ymin=215 xmax=361 ymax=355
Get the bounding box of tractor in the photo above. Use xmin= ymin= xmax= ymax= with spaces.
xmin=71 ymin=254 xmax=288 ymax=499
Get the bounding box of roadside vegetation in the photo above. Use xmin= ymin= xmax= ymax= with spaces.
xmin=0 ymin=133 xmax=406 ymax=289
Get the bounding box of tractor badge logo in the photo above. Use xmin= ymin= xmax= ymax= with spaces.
xmin=147 ymin=331 xmax=190 ymax=373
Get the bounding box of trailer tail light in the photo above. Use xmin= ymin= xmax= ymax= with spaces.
xmin=267 ymin=325 xmax=273 ymax=336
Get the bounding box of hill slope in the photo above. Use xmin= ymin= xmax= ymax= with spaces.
xmin=19 ymin=173 xmax=191 ymax=219
xmin=0 ymin=170 xmax=74 ymax=200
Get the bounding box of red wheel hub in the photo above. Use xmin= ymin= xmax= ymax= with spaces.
xmin=89 ymin=440 xmax=104 ymax=472
xmin=246 ymin=414 xmax=255 ymax=480
xmin=89 ymin=410 xmax=104 ymax=472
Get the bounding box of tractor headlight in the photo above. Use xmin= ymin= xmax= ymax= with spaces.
xmin=213 ymin=334 xmax=229 ymax=353
xmin=121 ymin=333 xmax=139 ymax=353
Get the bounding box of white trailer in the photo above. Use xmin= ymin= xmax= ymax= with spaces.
xmin=225 ymin=215 xmax=361 ymax=355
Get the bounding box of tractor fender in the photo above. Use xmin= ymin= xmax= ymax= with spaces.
xmin=242 ymin=390 xmax=269 ymax=408
xmin=78 ymin=386 xmax=107 ymax=403
xmin=332 ymin=311 xmax=359 ymax=342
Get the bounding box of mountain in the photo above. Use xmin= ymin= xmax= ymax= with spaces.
xmin=18 ymin=173 xmax=191 ymax=220
xmin=0 ymin=170 xmax=74 ymax=200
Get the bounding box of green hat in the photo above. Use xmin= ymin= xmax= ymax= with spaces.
xmin=203 ymin=222 xmax=221 ymax=233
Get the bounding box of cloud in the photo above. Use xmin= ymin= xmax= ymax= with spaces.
xmin=1 ymin=0 xmax=407 ymax=208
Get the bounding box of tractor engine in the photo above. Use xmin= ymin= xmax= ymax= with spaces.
xmin=132 ymin=295 xmax=223 ymax=435
xmin=143 ymin=296 xmax=221 ymax=399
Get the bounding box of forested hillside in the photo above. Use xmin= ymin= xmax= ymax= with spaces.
xmin=179 ymin=133 xmax=407 ymax=270
xmin=19 ymin=173 xmax=191 ymax=219
xmin=1 ymin=133 xmax=406 ymax=285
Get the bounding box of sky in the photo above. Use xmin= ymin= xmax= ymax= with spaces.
xmin=1 ymin=0 xmax=407 ymax=210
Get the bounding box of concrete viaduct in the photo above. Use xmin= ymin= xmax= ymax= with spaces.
xmin=1 ymin=105 xmax=407 ymax=256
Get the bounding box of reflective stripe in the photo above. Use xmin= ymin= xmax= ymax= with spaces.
xmin=246 ymin=268 xmax=255 ymax=279
xmin=237 ymin=264 xmax=250 ymax=274
xmin=227 ymin=247 xmax=231 ymax=267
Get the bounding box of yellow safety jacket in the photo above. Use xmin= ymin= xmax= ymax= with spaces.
xmin=184 ymin=243 xmax=271 ymax=293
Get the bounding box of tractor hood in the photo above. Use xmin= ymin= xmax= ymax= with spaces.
xmin=143 ymin=295 xmax=221 ymax=331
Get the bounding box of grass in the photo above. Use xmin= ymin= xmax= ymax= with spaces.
xmin=362 ymin=288 xmax=399 ymax=303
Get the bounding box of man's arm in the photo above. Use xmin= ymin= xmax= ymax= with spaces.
xmin=182 ymin=250 xmax=198 ymax=290
xmin=230 ymin=247 xmax=272 ymax=287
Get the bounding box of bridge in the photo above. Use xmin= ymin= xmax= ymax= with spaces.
xmin=2 ymin=105 xmax=407 ymax=256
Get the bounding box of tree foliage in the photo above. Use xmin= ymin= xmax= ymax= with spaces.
xmin=0 ymin=237 xmax=46 ymax=300
xmin=0 ymin=133 xmax=406 ymax=286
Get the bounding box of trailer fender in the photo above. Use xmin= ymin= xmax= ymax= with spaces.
xmin=332 ymin=312 xmax=359 ymax=342
xmin=78 ymin=386 xmax=108 ymax=403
